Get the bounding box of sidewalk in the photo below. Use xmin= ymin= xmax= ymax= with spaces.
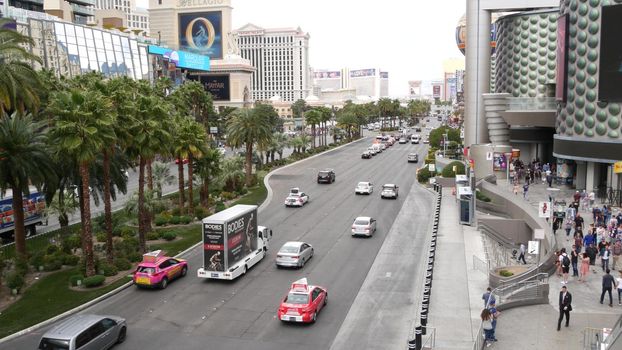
xmin=485 ymin=179 xmax=621 ymax=349
xmin=427 ymin=187 xmax=489 ymax=349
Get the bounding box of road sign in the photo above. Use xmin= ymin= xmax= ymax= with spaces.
xmin=528 ymin=241 xmax=539 ymax=255
xmin=538 ymin=202 xmax=551 ymax=218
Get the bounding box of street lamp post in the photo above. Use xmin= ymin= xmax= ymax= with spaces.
xmin=443 ymin=133 xmax=448 ymax=158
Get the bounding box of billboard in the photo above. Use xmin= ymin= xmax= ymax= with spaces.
xmin=198 ymin=75 xmax=230 ymax=101
xmin=598 ymin=4 xmax=622 ymax=101
xmin=203 ymin=222 xmax=225 ymax=271
xmin=314 ymin=71 xmax=341 ymax=79
xmin=432 ymin=85 xmax=442 ymax=98
xmin=0 ymin=192 xmax=46 ymax=232
xmin=555 ymin=14 xmax=568 ymax=102
xmin=226 ymin=208 xmax=257 ymax=268
xmin=148 ymin=45 xmax=210 ymax=71
xmin=350 ymin=69 xmax=375 ymax=78
xmin=178 ymin=11 xmax=222 ymax=59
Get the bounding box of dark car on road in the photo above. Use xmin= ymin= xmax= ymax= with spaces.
xmin=407 ymin=153 xmax=419 ymax=163
xmin=317 ymin=169 xmax=336 ymax=184
xmin=361 ymin=151 xmax=372 ymax=159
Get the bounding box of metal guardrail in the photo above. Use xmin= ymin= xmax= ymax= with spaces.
xmin=583 ymin=313 xmax=622 ymax=349
xmin=472 ymin=273 xmax=549 ymax=350
xmin=506 ymin=96 xmax=557 ymax=111
xmin=473 ymin=255 xmax=489 ymax=274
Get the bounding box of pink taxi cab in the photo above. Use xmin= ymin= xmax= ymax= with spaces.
xmin=133 ymin=250 xmax=188 ymax=289
xmin=277 ymin=278 xmax=327 ymax=323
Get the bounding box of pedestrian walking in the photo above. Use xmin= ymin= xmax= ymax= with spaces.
xmin=557 ymin=285 xmax=572 ymax=331
xmin=560 ymin=249 xmax=570 ymax=284
xmin=589 ymin=191 xmax=595 ymax=210
xmin=601 ymin=269 xmax=617 ymax=307
xmin=518 ymin=243 xmax=527 ymax=264
xmin=513 ymin=182 xmax=519 ymax=195
xmin=617 ymin=271 xmax=622 ymax=306
xmin=581 ymin=190 xmax=588 ymax=211
xmin=579 ymin=253 xmax=590 ymax=282
xmin=571 ymin=246 xmax=579 ymax=277
xmin=488 ymin=301 xmax=500 ymax=341
xmin=481 ymin=309 xmax=495 ymax=346
xmin=575 ymin=213 xmax=584 ymax=232
xmin=482 ymin=287 xmax=496 ymax=307
xmin=602 ymin=244 xmax=611 ymax=272
xmin=612 ymin=240 xmax=622 ymax=270
xmin=586 ymin=243 xmax=598 ymax=265
xmin=523 ymin=183 xmax=529 ymax=199
xmin=546 ymin=173 xmax=553 ymax=188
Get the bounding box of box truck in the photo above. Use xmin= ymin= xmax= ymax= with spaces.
xmin=0 ymin=188 xmax=46 ymax=243
xmin=197 ymin=205 xmax=272 ymax=280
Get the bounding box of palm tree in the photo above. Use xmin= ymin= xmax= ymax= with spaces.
xmin=194 ymin=148 xmax=221 ymax=207
xmin=226 ymin=108 xmax=272 ymax=187
xmin=0 ymin=18 xmax=43 ymax=115
xmin=45 ymin=190 xmax=80 ymax=235
xmin=0 ymin=113 xmax=55 ymax=257
xmin=173 ymin=117 xmax=207 ymax=215
xmin=337 ymin=111 xmax=358 ymax=140
xmin=219 ymin=156 xmax=245 ymax=192
xmin=304 ymin=109 xmax=322 ymax=148
xmin=151 ymin=161 xmax=175 ymax=199
xmin=272 ymin=132 xmax=289 ymax=160
xmin=48 ymin=89 xmax=115 ymax=276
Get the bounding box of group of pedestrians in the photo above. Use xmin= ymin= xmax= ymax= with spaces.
xmin=480 ymin=288 xmax=500 ymax=347
xmin=511 ymin=159 xmax=556 ymax=199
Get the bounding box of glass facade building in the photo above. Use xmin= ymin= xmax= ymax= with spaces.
xmin=22 ymin=17 xmax=150 ymax=80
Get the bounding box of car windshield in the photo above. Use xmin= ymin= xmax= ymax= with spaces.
xmin=286 ymin=292 xmax=309 ymax=304
xmin=39 ymin=338 xmax=70 ymax=350
xmin=354 ymin=219 xmax=370 ymax=225
xmin=383 ymin=186 xmax=394 ymax=190
xmin=319 ymin=171 xmax=329 ymax=175
xmin=137 ymin=266 xmax=156 ymax=274
xmin=279 ymin=245 xmax=299 ymax=254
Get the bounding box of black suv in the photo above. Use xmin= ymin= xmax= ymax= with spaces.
xmin=317 ymin=169 xmax=336 ymax=184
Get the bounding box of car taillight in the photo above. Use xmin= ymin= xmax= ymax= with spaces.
xmin=364 ymin=227 xmax=370 ymax=231
xmin=352 ymin=225 xmax=356 ymax=229
xmin=292 ymin=256 xmax=299 ymax=259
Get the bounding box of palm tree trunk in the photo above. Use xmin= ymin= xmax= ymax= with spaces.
xmin=11 ymin=188 xmax=27 ymax=258
xmin=201 ymin=181 xmax=209 ymax=207
xmin=177 ymin=153 xmax=185 ymax=214
xmin=138 ymin=156 xmax=147 ymax=254
xmin=102 ymin=150 xmax=114 ymax=264
xmin=79 ymin=162 xmax=96 ymax=277
xmin=245 ymin=143 xmax=253 ymax=187
xmin=147 ymin=159 xmax=154 ymax=191
xmin=187 ymin=153 xmax=194 ymax=216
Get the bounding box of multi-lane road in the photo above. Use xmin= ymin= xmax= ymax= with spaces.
xmin=3 ymin=134 xmax=434 ymax=350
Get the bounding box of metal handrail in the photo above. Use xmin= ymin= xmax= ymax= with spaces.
xmin=584 ymin=314 xmax=622 ymax=349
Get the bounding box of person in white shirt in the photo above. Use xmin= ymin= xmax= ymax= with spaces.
xmin=617 ymin=271 xmax=622 ymax=306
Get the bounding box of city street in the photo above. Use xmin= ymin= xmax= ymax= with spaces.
xmin=2 ymin=134 xmax=433 ymax=349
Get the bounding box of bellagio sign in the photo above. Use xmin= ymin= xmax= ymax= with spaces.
xmin=177 ymin=0 xmax=228 ymax=7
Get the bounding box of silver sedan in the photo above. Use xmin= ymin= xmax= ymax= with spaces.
xmin=276 ymin=241 xmax=314 ymax=268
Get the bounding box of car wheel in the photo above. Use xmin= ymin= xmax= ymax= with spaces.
xmin=243 ymin=265 xmax=248 ymax=274
xmin=312 ymin=312 xmax=317 ymax=323
xmin=117 ymin=326 xmax=127 ymax=344
xmin=181 ymin=266 xmax=187 ymax=277
xmin=310 ymin=248 xmax=314 ymax=258
xmin=160 ymin=277 xmax=168 ymax=289
xmin=324 ymin=293 xmax=328 ymax=306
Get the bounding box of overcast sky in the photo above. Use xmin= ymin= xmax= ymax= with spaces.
xmin=139 ymin=0 xmax=466 ymax=97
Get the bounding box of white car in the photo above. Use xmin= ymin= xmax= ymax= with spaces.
xmin=276 ymin=241 xmax=314 ymax=268
xmin=379 ymin=143 xmax=387 ymax=151
xmin=398 ymin=138 xmax=407 ymax=144
xmin=367 ymin=147 xmax=377 ymax=156
xmin=285 ymin=189 xmax=309 ymax=207
xmin=351 ymin=216 xmax=377 ymax=237
xmin=355 ymin=182 xmax=374 ymax=195
xmin=380 ymin=184 xmax=399 ymax=199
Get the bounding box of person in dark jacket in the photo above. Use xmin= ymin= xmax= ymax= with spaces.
xmin=586 ymin=244 xmax=598 ymax=265
xmin=600 ymin=269 xmax=618 ymax=307
xmin=558 ymin=285 xmax=572 ymax=331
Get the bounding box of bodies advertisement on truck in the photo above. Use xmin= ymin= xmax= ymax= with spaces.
xmin=226 ymin=209 xmax=258 ymax=269
xmin=203 ymin=222 xmax=225 ymax=271
xmin=0 ymin=192 xmax=46 ymax=236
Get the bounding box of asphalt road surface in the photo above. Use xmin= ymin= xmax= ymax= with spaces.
xmin=3 ymin=134 xmax=433 ymax=350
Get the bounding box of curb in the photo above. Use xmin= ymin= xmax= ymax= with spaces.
xmin=1 ymin=137 xmax=368 ymax=344
xmin=0 ymin=235 xmax=202 ymax=344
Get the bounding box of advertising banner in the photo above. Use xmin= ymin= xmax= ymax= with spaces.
xmin=555 ymin=14 xmax=568 ymax=102
xmin=203 ymin=222 xmax=225 ymax=271
xmin=0 ymin=192 xmax=45 ymax=230
xmin=148 ymin=45 xmax=210 ymax=71
xmin=493 ymin=152 xmax=507 ymax=171
xmin=179 ymin=11 xmax=222 ymax=59
xmin=226 ymin=209 xmax=257 ymax=268
xmin=314 ymin=71 xmax=341 ymax=79
xmin=538 ymin=202 xmax=551 ymax=218
xmin=198 ymin=75 xmax=230 ymax=101
xmin=432 ymin=85 xmax=441 ymax=98
xmin=350 ymin=69 xmax=375 ymax=78
xmin=614 ymin=161 xmax=622 ymax=174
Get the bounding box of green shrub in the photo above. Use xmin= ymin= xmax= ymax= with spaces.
xmin=221 ymin=191 xmax=236 ymax=201
xmin=62 ymin=254 xmax=80 ymax=266
xmin=29 ymin=251 xmax=46 ymax=270
xmin=193 ymin=207 xmax=207 ymax=219
xmin=45 ymin=244 xmax=59 ymax=255
xmin=14 ymin=257 xmax=29 ymax=275
xmin=499 ymin=269 xmax=514 ymax=277
xmin=114 ymin=258 xmax=132 ymax=271
xmin=69 ymin=274 xmax=84 ymax=287
xmin=238 ymin=188 xmax=248 ymax=195
xmin=83 ymin=275 xmax=106 ymax=288
xmin=63 ymin=235 xmax=81 ymax=251
xmin=147 ymin=232 xmax=160 ymax=241
xmin=127 ymin=252 xmax=142 ymax=263
xmin=95 ymin=231 xmax=107 ymax=243
xmin=154 ymin=215 xmax=168 ymax=227
xmin=120 ymin=226 xmax=136 ymax=239
xmin=441 ymin=161 xmax=466 ymax=178
xmin=215 ymin=201 xmax=226 ymax=213
xmin=79 ymin=256 xmax=101 ymax=276
xmin=115 ymin=237 xmax=139 ymax=257
xmin=476 ymin=190 xmax=492 ymax=203
xmin=417 ymin=167 xmax=433 ymax=184
xmin=6 ymin=272 xmax=25 ymax=292
xmin=99 ymin=263 xmax=118 ymax=277
xmin=160 ymin=231 xmax=177 ymax=241
xmin=169 ymin=216 xmax=181 ymax=225
xmin=179 ymin=216 xmax=192 ymax=224
xmin=43 ymin=255 xmax=63 ymax=272
xmin=171 ymin=207 xmax=181 ymax=216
